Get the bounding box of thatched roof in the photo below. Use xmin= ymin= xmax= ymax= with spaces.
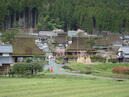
xmin=54 ymin=35 xmax=68 ymax=43
xmin=95 ymin=34 xmax=122 ymax=46
xmin=66 ymin=37 xmax=91 ymax=52
xmin=12 ymin=38 xmax=43 ymax=56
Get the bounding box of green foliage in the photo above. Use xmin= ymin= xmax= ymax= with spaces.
xmin=1 ymin=29 xmax=17 ymax=44
xmin=67 ymin=62 xmax=129 ymax=78
xmin=25 ymin=58 xmax=33 ymax=63
xmin=12 ymin=62 xmax=44 ymax=76
xmin=33 ymin=55 xmax=46 ymax=61
xmin=0 ymin=0 xmax=129 ymax=33
xmin=90 ymin=55 xmax=106 ymax=62
xmin=66 ymin=61 xmax=92 ymax=73
xmin=95 ymin=63 xmax=129 ymax=71
xmin=37 ymin=15 xmax=64 ymax=30
xmin=0 ymin=72 xmax=8 ymax=77
xmin=56 ymin=56 xmax=65 ymax=60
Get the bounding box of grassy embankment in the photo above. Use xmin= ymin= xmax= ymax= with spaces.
xmin=66 ymin=62 xmax=129 ymax=79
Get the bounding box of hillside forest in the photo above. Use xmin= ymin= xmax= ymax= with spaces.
xmin=0 ymin=0 xmax=129 ymax=33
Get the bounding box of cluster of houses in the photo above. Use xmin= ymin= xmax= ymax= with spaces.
xmin=39 ymin=29 xmax=98 ymax=57
xmin=1 ymin=29 xmax=129 ymax=72
xmin=38 ymin=30 xmax=129 ymax=62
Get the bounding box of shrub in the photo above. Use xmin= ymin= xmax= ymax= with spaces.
xmin=62 ymin=65 xmax=73 ymax=70
xmin=90 ymin=55 xmax=103 ymax=59
xmin=80 ymin=67 xmax=93 ymax=74
xmin=12 ymin=62 xmax=44 ymax=76
xmin=0 ymin=72 xmax=8 ymax=76
xmin=108 ymin=58 xmax=117 ymax=63
xmin=0 ymin=72 xmax=4 ymax=75
xmin=66 ymin=55 xmax=78 ymax=59
xmin=112 ymin=67 xmax=129 ymax=74
xmin=56 ymin=56 xmax=65 ymax=60
xmin=56 ymin=55 xmax=78 ymax=60
xmin=90 ymin=55 xmax=106 ymax=62
xmin=80 ymin=70 xmax=92 ymax=74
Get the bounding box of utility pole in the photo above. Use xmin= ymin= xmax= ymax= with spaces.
xmin=77 ymin=32 xmax=79 ymax=56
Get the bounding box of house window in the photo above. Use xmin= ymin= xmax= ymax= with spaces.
xmin=17 ymin=57 xmax=24 ymax=62
xmin=2 ymin=53 xmax=9 ymax=57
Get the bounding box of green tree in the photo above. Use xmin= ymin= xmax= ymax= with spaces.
xmin=1 ymin=29 xmax=17 ymax=44
xmin=1 ymin=0 xmax=129 ymax=33
xmin=12 ymin=61 xmax=44 ymax=76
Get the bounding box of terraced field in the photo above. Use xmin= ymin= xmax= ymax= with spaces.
xmin=0 ymin=77 xmax=129 ymax=97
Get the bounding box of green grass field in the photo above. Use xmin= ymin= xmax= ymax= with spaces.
xmin=0 ymin=76 xmax=129 ymax=97
xmin=66 ymin=62 xmax=129 ymax=78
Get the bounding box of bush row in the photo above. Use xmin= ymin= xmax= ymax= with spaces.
xmin=0 ymin=61 xmax=46 ymax=77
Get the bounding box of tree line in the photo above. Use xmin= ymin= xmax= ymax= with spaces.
xmin=0 ymin=0 xmax=129 ymax=33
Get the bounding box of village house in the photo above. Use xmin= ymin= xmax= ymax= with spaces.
xmin=12 ymin=37 xmax=44 ymax=62
xmin=0 ymin=45 xmax=14 ymax=72
xmin=52 ymin=30 xmax=97 ymax=57
xmin=118 ymin=46 xmax=129 ymax=62
xmin=53 ymin=35 xmax=92 ymax=56
xmin=52 ymin=35 xmax=68 ymax=56
xmin=66 ymin=37 xmax=90 ymax=56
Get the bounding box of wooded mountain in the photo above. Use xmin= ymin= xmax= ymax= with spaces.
xmin=0 ymin=0 xmax=129 ymax=33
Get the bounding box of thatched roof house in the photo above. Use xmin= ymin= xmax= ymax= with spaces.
xmin=13 ymin=38 xmax=43 ymax=56
xmin=12 ymin=37 xmax=44 ymax=62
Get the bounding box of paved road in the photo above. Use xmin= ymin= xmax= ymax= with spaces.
xmin=41 ymin=38 xmax=129 ymax=81
xmin=51 ymin=71 xmax=129 ymax=81
xmin=47 ymin=58 xmax=129 ymax=81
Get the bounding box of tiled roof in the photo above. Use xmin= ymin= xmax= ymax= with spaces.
xmin=39 ymin=31 xmax=58 ymax=37
xmin=95 ymin=34 xmax=122 ymax=46
xmin=118 ymin=46 xmax=129 ymax=54
xmin=0 ymin=45 xmax=13 ymax=53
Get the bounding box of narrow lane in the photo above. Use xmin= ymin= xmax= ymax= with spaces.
xmin=39 ymin=38 xmax=129 ymax=81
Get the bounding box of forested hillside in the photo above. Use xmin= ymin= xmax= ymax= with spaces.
xmin=0 ymin=0 xmax=129 ymax=33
